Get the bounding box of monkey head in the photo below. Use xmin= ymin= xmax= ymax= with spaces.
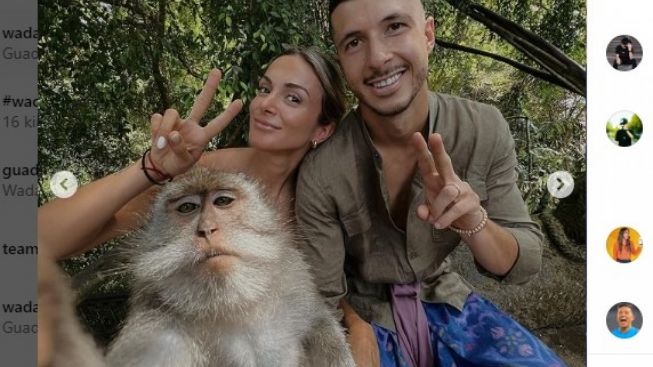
xmin=131 ymin=167 xmax=289 ymax=319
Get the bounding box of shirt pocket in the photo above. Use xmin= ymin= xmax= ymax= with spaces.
xmin=340 ymin=206 xmax=375 ymax=259
xmin=341 ymin=206 xmax=372 ymax=237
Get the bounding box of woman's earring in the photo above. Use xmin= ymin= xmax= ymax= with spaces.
xmin=311 ymin=140 xmax=318 ymax=149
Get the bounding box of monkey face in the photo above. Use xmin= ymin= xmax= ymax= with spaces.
xmin=167 ymin=188 xmax=243 ymax=275
xmin=131 ymin=168 xmax=289 ymax=316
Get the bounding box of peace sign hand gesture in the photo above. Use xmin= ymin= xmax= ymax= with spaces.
xmin=148 ymin=69 xmax=243 ymax=179
xmin=412 ymin=132 xmax=485 ymax=232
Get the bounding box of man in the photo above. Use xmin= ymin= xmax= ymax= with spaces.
xmin=296 ymin=0 xmax=565 ymax=365
xmin=611 ymin=303 xmax=640 ymax=339
xmin=613 ymin=37 xmax=637 ymax=70
xmin=615 ymin=118 xmax=634 ymax=147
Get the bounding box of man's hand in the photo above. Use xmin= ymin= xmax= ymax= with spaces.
xmin=149 ymin=69 xmax=243 ymax=177
xmin=411 ymin=132 xmax=483 ymax=230
xmin=340 ymin=299 xmax=380 ymax=367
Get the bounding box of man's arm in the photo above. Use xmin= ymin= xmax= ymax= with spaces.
xmin=295 ymin=159 xmax=379 ymax=367
xmin=412 ymin=107 xmax=542 ymax=283
xmin=295 ymin=163 xmax=347 ymax=307
xmin=465 ymin=110 xmax=543 ymax=283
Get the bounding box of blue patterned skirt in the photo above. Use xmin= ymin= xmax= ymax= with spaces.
xmin=373 ymin=292 xmax=567 ymax=367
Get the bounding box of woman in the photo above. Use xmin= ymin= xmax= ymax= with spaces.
xmin=38 ymin=47 xmax=346 ymax=259
xmin=613 ymin=227 xmax=643 ymax=263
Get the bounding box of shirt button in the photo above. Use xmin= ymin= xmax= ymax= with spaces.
xmin=409 ymin=250 xmax=418 ymax=260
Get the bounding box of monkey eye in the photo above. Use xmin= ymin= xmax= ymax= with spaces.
xmin=176 ymin=202 xmax=199 ymax=213
xmin=214 ymin=195 xmax=235 ymax=207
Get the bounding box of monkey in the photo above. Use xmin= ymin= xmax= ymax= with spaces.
xmin=102 ymin=167 xmax=355 ymax=367
xmin=38 ymin=248 xmax=106 ymax=367
xmin=38 ymin=167 xmax=354 ymax=366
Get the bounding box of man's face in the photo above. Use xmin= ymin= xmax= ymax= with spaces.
xmin=331 ymin=0 xmax=435 ymax=117
xmin=617 ymin=306 xmax=635 ymax=329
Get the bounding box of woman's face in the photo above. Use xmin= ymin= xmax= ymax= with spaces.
xmin=623 ymin=229 xmax=630 ymax=240
xmin=248 ymin=55 xmax=332 ymax=152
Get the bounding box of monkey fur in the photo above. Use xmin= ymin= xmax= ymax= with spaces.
xmin=38 ymin=249 xmax=106 ymax=367
xmin=103 ymin=167 xmax=354 ymax=367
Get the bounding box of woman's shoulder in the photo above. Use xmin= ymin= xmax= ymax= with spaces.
xmin=199 ymin=147 xmax=253 ymax=172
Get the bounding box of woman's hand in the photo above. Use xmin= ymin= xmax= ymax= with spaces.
xmin=149 ymin=69 xmax=243 ymax=178
xmin=39 ymin=70 xmax=243 ymax=258
xmin=340 ymin=299 xmax=380 ymax=367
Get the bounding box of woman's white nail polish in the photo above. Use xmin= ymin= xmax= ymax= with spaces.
xmin=156 ymin=136 xmax=167 ymax=149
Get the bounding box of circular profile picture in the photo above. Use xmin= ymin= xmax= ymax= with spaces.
xmin=607 ymin=35 xmax=643 ymax=71
xmin=606 ymin=227 xmax=643 ymax=263
xmin=607 ymin=302 xmax=643 ymax=339
xmin=606 ymin=111 xmax=643 ymax=147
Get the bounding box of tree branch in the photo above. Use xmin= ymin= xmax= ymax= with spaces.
xmin=171 ymin=49 xmax=203 ymax=80
xmin=100 ymin=0 xmax=146 ymax=18
xmin=444 ymin=0 xmax=586 ymax=96
xmin=435 ymin=39 xmax=574 ymax=93
xmin=151 ymin=0 xmax=171 ymax=110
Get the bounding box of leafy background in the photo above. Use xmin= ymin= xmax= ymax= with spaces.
xmin=39 ymin=0 xmax=586 ymax=208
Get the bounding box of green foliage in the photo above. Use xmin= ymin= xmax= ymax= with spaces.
xmin=39 ymin=0 xmax=585 ymax=217
xmin=39 ymin=0 xmax=150 ymax=193
xmin=426 ymin=0 xmax=586 ymax=212
xmin=38 ymin=0 xmax=331 ymax=199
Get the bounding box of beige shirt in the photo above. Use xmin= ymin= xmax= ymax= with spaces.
xmin=296 ymin=92 xmax=543 ymax=331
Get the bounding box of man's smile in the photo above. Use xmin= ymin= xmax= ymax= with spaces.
xmin=365 ymin=67 xmax=407 ymax=90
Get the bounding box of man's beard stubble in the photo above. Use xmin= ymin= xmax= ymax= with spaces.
xmin=358 ymin=65 xmax=428 ymax=117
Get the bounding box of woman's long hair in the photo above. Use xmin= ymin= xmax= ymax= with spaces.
xmin=617 ymin=227 xmax=632 ymax=252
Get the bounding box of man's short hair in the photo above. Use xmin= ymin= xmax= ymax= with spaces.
xmin=617 ymin=302 xmax=633 ymax=312
xmin=329 ymin=0 xmax=349 ymax=15
xmin=329 ymin=0 xmax=426 ymax=17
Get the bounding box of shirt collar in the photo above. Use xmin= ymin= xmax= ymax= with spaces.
xmin=426 ymin=91 xmax=440 ymax=136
